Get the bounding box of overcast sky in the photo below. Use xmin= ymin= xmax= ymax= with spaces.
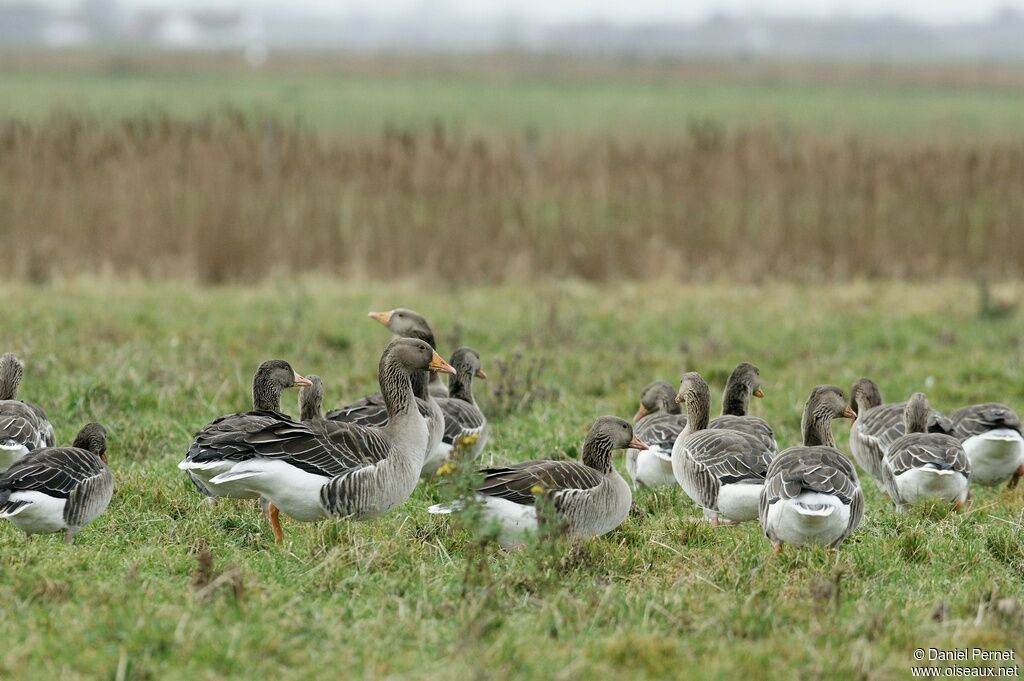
xmin=35 ymin=0 xmax=1024 ymax=25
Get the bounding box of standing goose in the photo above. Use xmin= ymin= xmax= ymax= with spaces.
xmin=671 ymin=372 xmax=775 ymax=525
xmin=368 ymin=308 xmax=449 ymax=398
xmin=848 ymin=378 xmax=954 ymax=486
xmin=949 ymin=402 xmax=1024 ymax=487
xmin=0 ymin=353 xmax=55 ymax=471
xmin=178 ymin=360 xmax=312 ymax=500
xmin=433 ymin=347 xmax=488 ymax=471
xmin=708 ymin=362 xmax=778 ymax=455
xmin=193 ymin=340 xmax=455 ymax=542
xmin=428 ymin=416 xmax=646 ymax=549
xmin=628 ymin=381 xmax=685 ymax=489
xmin=881 ymin=393 xmax=971 ymax=509
xmin=0 ymin=423 xmax=112 ymax=543
xmin=759 ymin=386 xmax=863 ymax=553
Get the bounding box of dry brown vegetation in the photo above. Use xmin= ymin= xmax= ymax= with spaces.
xmin=2 ymin=111 xmax=1022 ymax=284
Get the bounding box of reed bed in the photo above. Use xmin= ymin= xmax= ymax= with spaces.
xmin=1 ymin=111 xmax=1022 ymax=284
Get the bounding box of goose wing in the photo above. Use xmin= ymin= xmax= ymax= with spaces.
xmin=951 ymin=403 xmax=1022 ymax=439
xmin=438 ymin=398 xmax=485 ymax=445
xmin=0 ymin=413 xmax=42 ymax=450
xmin=885 ymin=433 xmax=971 ymax=477
xmin=326 ymin=396 xmax=432 ymax=428
xmin=475 ymin=460 xmax=604 ymax=506
xmin=0 ymin=447 xmax=106 ymax=499
xmin=0 ymin=400 xmax=45 ymax=448
xmin=682 ymin=430 xmax=772 ymax=483
xmin=636 ymin=413 xmax=686 ymax=449
xmin=709 ymin=415 xmax=777 ymax=454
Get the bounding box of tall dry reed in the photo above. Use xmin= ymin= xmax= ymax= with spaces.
xmin=1 ymin=111 xmax=1021 ymax=283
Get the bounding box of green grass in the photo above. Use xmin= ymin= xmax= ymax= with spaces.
xmin=1 ymin=280 xmax=1023 ymax=680
xmin=4 ymin=66 xmax=1024 ymax=141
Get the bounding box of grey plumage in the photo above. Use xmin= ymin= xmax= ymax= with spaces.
xmin=435 ymin=347 xmax=488 ymax=463
xmin=368 ymin=307 xmax=449 ymax=399
xmin=949 ymin=403 xmax=1022 ymax=439
xmin=0 ymin=353 xmax=55 ymax=471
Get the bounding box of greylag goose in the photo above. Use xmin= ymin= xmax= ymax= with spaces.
xmin=428 ymin=416 xmax=646 ymax=549
xmin=432 ymin=347 xmax=488 ymax=471
xmin=848 ymin=378 xmax=954 ymax=486
xmin=178 ymin=359 xmax=312 ymax=501
xmin=299 ymin=375 xmax=326 ymax=425
xmin=192 ymin=339 xmax=455 ymax=542
xmin=0 ymin=353 xmax=55 ymax=471
xmin=708 ymin=362 xmax=778 ymax=455
xmin=326 ymin=364 xmax=444 ymax=477
xmin=369 ymin=308 xmax=449 ymax=398
xmin=759 ymin=386 xmax=863 ymax=552
xmin=628 ymin=381 xmax=685 ymax=489
xmin=0 ymin=423 xmax=112 ymax=543
xmin=948 ymin=402 xmax=1023 ymax=487
xmin=881 ymin=393 xmax=971 ymax=509
xmin=671 ymin=372 xmax=775 ymax=525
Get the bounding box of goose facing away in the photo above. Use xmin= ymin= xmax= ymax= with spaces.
xmin=369 ymin=308 xmax=449 ymax=399
xmin=178 ymin=360 xmax=312 ymax=501
xmin=0 ymin=353 xmax=55 ymax=471
xmin=671 ymin=372 xmax=775 ymax=526
xmin=628 ymin=381 xmax=685 ymax=489
xmin=882 ymin=393 xmax=970 ymax=509
xmin=759 ymin=386 xmax=863 ymax=553
xmin=194 ymin=340 xmax=455 ymax=542
xmin=847 ymin=378 xmax=952 ymax=486
xmin=0 ymin=423 xmax=113 ymax=543
xmin=433 ymin=347 xmax=489 ymax=471
xmin=708 ymin=362 xmax=778 ymax=455
xmin=428 ymin=416 xmax=646 ymax=549
xmin=949 ymin=402 xmax=1024 ymax=487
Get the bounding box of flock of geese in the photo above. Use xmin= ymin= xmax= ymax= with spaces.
xmin=0 ymin=308 xmax=1022 ymax=555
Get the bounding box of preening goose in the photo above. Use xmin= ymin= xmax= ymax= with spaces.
xmin=708 ymin=362 xmax=778 ymax=455
xmin=433 ymin=347 xmax=488 ymax=471
xmin=428 ymin=416 xmax=646 ymax=549
xmin=848 ymin=378 xmax=954 ymax=486
xmin=368 ymin=308 xmax=449 ymax=398
xmin=759 ymin=386 xmax=863 ymax=552
xmin=178 ymin=360 xmax=312 ymax=501
xmin=0 ymin=423 xmax=112 ymax=543
xmin=881 ymin=393 xmax=970 ymax=509
xmin=191 ymin=340 xmax=455 ymax=542
xmin=949 ymin=402 xmax=1024 ymax=487
xmin=0 ymin=353 xmax=55 ymax=471
xmin=628 ymin=381 xmax=685 ymax=489
xmin=671 ymin=372 xmax=775 ymax=525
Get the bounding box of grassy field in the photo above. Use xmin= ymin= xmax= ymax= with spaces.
xmin=1 ymin=280 xmax=1023 ymax=680
xmin=4 ymin=52 xmax=1024 ymax=140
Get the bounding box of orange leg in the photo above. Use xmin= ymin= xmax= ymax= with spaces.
xmin=773 ymin=542 xmax=783 ymax=556
xmin=268 ymin=504 xmax=285 ymax=544
xmin=1008 ymin=464 xmax=1024 ymax=490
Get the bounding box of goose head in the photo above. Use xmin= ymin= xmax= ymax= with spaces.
xmin=849 ymin=378 xmax=883 ymax=416
xmin=252 ymin=359 xmax=312 ymax=412
xmin=634 ymin=381 xmax=679 ymax=421
xmin=368 ymin=308 xmax=437 ymax=349
xmin=801 ymin=385 xmax=857 ymax=447
xmin=0 ymin=352 xmax=24 ymax=401
xmin=299 ymin=374 xmax=325 ymax=421
xmin=448 ymin=347 xmax=486 ymax=400
xmin=903 ymin=392 xmax=931 ymax=434
xmin=721 ymin=362 xmax=764 ymax=416
xmin=73 ymin=422 xmax=108 ymax=464
xmin=675 ymin=372 xmax=712 ymax=431
xmin=582 ymin=416 xmax=648 ymax=472
xmin=383 ymin=338 xmax=455 ymax=377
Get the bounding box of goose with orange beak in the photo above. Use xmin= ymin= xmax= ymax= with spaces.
xmin=429 ymin=416 xmax=645 ymax=549
xmin=194 ymin=340 xmax=455 ymax=542
xmin=367 ymin=308 xmax=449 ymax=398
xmin=708 ymin=363 xmax=778 ymax=455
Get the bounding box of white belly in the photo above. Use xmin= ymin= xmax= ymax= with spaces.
xmin=717 ymin=483 xmax=763 ymax=522
xmin=766 ymin=492 xmax=850 ymax=547
xmin=0 ymin=443 xmax=30 ymax=472
xmin=217 ymin=459 xmax=329 ymax=522
xmin=4 ymin=491 xmax=67 ymax=535
xmin=180 ymin=459 xmax=260 ymax=499
xmin=421 ymin=442 xmax=452 ymax=476
xmin=894 ymin=467 xmax=969 ymax=504
xmin=477 ymin=496 xmax=538 ymax=549
xmin=632 ymin=448 xmax=677 ymax=489
xmin=963 ymin=430 xmax=1024 ymax=485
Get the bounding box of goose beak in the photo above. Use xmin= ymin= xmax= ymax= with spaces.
xmin=842 ymin=406 xmax=857 ymax=421
xmin=293 ymin=373 xmax=313 ymax=388
xmin=633 ymin=404 xmax=649 ymax=422
xmin=368 ymin=310 xmax=393 ymax=326
xmin=628 ymin=435 xmax=649 ymax=451
xmin=100 ymin=453 xmax=109 ymax=464
xmin=475 ymin=368 xmax=488 ymax=380
xmin=753 ymin=387 xmax=765 ymax=398
xmin=674 ymin=393 xmax=685 ymax=405
xmin=428 ymin=352 xmax=457 ymax=375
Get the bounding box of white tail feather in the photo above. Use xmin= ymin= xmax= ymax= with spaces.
xmin=209 ymin=470 xmax=263 ymax=485
xmin=427 ymin=501 xmax=462 ymax=515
